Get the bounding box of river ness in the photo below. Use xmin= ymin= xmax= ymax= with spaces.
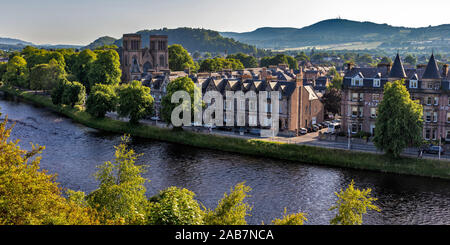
xmin=1 ymin=94 xmax=450 ymax=225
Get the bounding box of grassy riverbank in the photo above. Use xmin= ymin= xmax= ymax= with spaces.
xmin=2 ymin=85 xmax=450 ymax=180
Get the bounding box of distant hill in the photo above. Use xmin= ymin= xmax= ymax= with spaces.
xmin=0 ymin=37 xmax=82 ymax=50
xmin=84 ymin=36 xmax=118 ymax=50
xmin=220 ymin=19 xmax=450 ymax=52
xmin=103 ymin=28 xmax=269 ymax=55
xmin=0 ymin=37 xmax=34 ymax=46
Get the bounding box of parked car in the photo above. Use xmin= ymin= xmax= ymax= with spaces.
xmin=299 ymin=128 xmax=308 ymax=135
xmin=312 ymin=125 xmax=320 ymax=132
xmin=249 ymin=128 xmax=261 ymax=136
xmin=316 ymin=123 xmax=324 ymax=129
xmin=424 ymin=145 xmax=445 ymax=155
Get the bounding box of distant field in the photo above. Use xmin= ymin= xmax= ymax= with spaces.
xmin=274 ymin=41 xmax=383 ymax=52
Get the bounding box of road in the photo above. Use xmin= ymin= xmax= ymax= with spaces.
xmin=104 ymin=113 xmax=449 ymax=161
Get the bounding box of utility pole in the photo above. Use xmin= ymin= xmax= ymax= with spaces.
xmin=348 ymin=125 xmax=351 ymax=150
xmin=439 ymin=131 xmax=442 ymax=160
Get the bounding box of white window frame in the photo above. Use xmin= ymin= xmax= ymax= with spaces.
xmin=373 ymin=79 xmax=380 ymax=87
xmin=410 ymin=80 xmax=418 ymax=89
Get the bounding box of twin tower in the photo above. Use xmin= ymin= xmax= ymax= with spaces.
xmin=121 ymin=34 xmax=169 ymax=82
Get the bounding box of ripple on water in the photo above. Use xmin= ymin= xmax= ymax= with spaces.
xmin=1 ymin=96 xmax=450 ymax=225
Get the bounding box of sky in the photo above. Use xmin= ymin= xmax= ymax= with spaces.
xmin=1 ymin=0 xmax=449 ymax=45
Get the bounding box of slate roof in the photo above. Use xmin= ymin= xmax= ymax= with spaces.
xmin=389 ymin=54 xmax=407 ymax=78
xmin=422 ymin=54 xmax=441 ymax=79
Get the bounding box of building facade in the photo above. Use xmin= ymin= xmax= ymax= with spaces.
xmin=341 ymin=53 xmax=450 ymax=141
xmin=120 ymin=34 xmax=169 ymax=82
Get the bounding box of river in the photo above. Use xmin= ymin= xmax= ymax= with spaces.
xmin=1 ymin=94 xmax=450 ymax=225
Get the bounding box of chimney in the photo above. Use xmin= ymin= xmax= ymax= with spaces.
xmin=296 ymin=67 xmax=304 ymax=87
xmin=443 ymin=64 xmax=449 ymax=77
xmin=417 ymin=64 xmax=427 ymax=69
xmin=346 ymin=62 xmax=354 ymax=71
xmin=386 ymin=63 xmax=392 ymax=74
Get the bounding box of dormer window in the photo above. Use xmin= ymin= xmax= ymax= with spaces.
xmin=373 ymin=79 xmax=381 ymax=87
xmin=410 ymin=80 xmax=418 ymax=89
xmin=351 ymin=74 xmax=364 ymax=87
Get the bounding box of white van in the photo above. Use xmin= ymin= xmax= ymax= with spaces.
xmin=327 ymin=123 xmax=341 ymax=134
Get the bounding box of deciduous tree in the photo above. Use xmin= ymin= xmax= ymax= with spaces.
xmin=329 ymin=180 xmax=380 ymax=225
xmin=373 ymin=80 xmax=423 ymax=157
xmin=86 ymin=84 xmax=117 ymax=118
xmin=117 ymin=80 xmax=154 ymax=124
xmin=147 ymin=187 xmax=205 ymax=225
xmin=88 ymin=49 xmax=121 ymax=89
xmin=204 ymin=182 xmax=252 ymax=225
xmin=3 ymin=56 xmax=29 ymax=88
xmin=87 ymin=136 xmax=148 ymax=224
xmin=169 ymin=44 xmax=196 ymax=71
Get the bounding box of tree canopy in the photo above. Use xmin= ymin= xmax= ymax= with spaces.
xmin=199 ymin=57 xmax=244 ymax=72
xmin=87 ymin=49 xmax=121 ymax=89
xmin=227 ymin=53 xmax=258 ymax=68
xmin=161 ymin=76 xmax=199 ymax=125
xmin=117 ymin=80 xmax=154 ymax=124
xmin=373 ymin=80 xmax=423 ymax=157
xmin=260 ymin=54 xmax=297 ymax=69
xmin=168 ymin=44 xmax=197 ymax=72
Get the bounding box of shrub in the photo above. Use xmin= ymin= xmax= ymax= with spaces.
xmin=147 ymin=187 xmax=205 ymax=225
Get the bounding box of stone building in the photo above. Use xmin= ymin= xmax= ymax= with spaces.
xmin=341 ymin=53 xmax=450 ymax=141
xmin=195 ymin=68 xmax=324 ymax=135
xmin=120 ymin=34 xmax=169 ymax=82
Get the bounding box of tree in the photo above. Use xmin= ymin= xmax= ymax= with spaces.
xmin=204 ymin=182 xmax=252 ymax=225
xmin=227 ymin=53 xmax=258 ymax=68
xmin=73 ymin=49 xmax=97 ymax=91
xmin=295 ymin=52 xmax=310 ymax=62
xmin=271 ymin=208 xmax=308 ymax=225
xmin=87 ymin=136 xmax=148 ymax=224
xmin=0 ymin=62 xmax=7 ymax=81
xmin=404 ymin=54 xmax=417 ymax=66
xmin=86 ymin=84 xmax=117 ymax=118
xmin=329 ymin=180 xmax=380 ymax=225
xmin=87 ymin=49 xmax=121 ymax=89
xmin=62 ymin=81 xmax=86 ymax=107
xmin=260 ymin=54 xmax=297 ymax=69
xmin=51 ymin=80 xmax=69 ymax=105
xmin=3 ymin=56 xmax=29 ymax=88
xmin=199 ymin=57 xmax=244 ymax=72
xmin=117 ymin=80 xmax=154 ymax=124
xmin=379 ymin=56 xmax=392 ymax=64
xmin=29 ymin=59 xmax=67 ymax=92
xmin=161 ymin=76 xmax=199 ymax=125
xmin=322 ymin=88 xmax=341 ymax=116
xmin=373 ymin=80 xmax=423 ymax=157
xmin=0 ymin=117 xmax=99 ymax=225
xmin=169 ymin=44 xmax=196 ymax=71
xmin=147 ymin=187 xmax=205 ymax=225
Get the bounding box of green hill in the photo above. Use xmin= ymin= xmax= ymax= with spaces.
xmin=84 ymin=36 xmax=118 ymax=50
xmin=220 ymin=19 xmax=450 ymax=53
xmin=107 ymin=28 xmax=269 ymax=56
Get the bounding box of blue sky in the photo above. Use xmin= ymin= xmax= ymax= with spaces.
xmin=1 ymin=0 xmax=449 ymax=45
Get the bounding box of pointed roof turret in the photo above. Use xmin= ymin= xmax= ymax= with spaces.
xmin=389 ymin=53 xmax=407 ymax=78
xmin=422 ymin=53 xmax=441 ymax=79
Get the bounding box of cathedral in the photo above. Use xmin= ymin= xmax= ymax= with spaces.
xmin=120 ymin=33 xmax=169 ymax=82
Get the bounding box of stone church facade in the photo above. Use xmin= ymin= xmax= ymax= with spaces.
xmin=120 ymin=34 xmax=169 ymax=82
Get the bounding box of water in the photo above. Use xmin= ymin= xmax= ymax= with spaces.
xmin=1 ymin=94 xmax=450 ymax=225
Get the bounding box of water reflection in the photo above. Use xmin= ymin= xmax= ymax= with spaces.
xmin=1 ymin=95 xmax=450 ymax=225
